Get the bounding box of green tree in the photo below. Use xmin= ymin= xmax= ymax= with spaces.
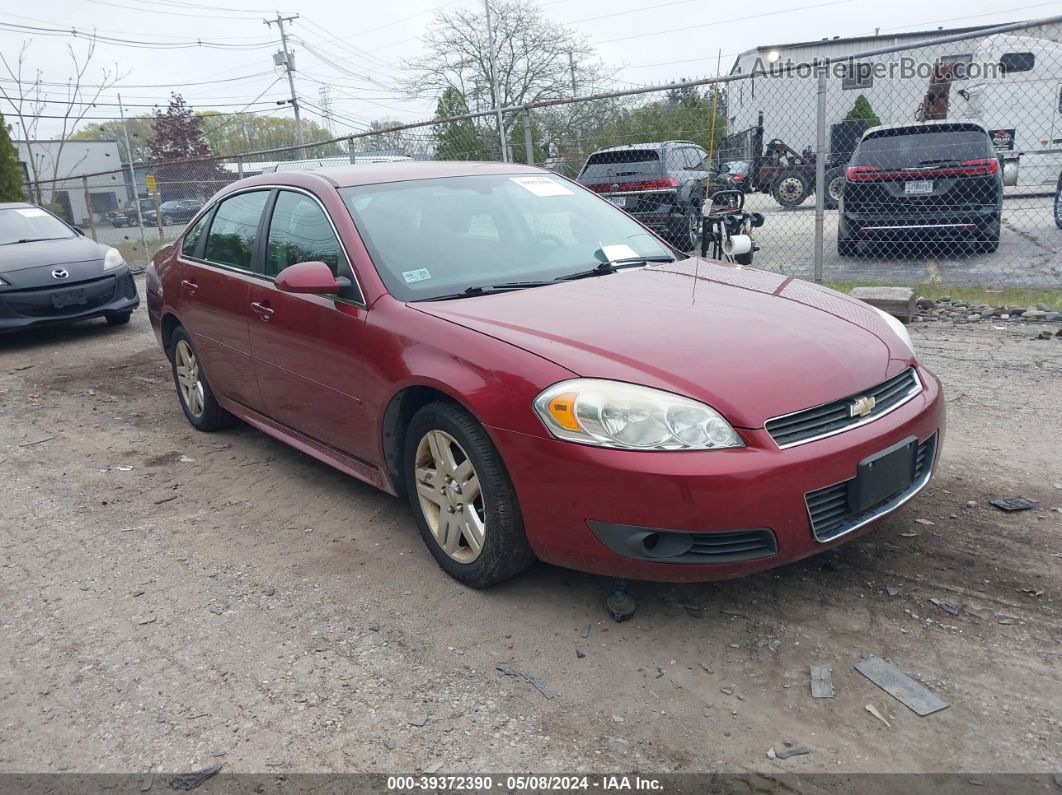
xmin=72 ymin=116 xmax=154 ymax=162
xmin=198 ymin=112 xmax=340 ymax=158
xmin=843 ymin=94 xmax=881 ymax=127
xmin=0 ymin=113 xmax=25 ymax=202
xmin=432 ymin=88 xmax=492 ymax=161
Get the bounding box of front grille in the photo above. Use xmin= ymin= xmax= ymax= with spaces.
xmin=119 ymin=272 xmax=138 ymax=300
xmin=685 ymin=529 xmax=778 ymax=562
xmin=765 ymin=368 xmax=921 ymax=448
xmin=806 ymin=433 xmax=936 ymax=542
xmin=4 ymin=276 xmax=117 ymax=318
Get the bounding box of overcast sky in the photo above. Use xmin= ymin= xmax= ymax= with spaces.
xmin=2 ymin=0 xmax=1054 ymax=141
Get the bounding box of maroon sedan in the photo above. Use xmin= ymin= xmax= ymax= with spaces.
xmin=146 ymin=162 xmax=944 ymax=588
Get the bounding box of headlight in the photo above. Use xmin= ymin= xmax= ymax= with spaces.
xmin=873 ymin=306 xmax=915 ymax=356
xmin=103 ymin=247 xmax=126 ymax=271
xmin=533 ymin=379 xmax=743 ymax=451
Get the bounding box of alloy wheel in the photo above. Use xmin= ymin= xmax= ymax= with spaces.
xmin=828 ymin=176 xmax=844 ymax=202
xmin=174 ymin=339 xmax=205 ymax=418
xmin=413 ymin=429 xmax=485 ymax=563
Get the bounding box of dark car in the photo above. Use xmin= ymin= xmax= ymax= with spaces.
xmin=109 ymin=198 xmax=154 ymax=228
xmin=146 ymin=163 xmax=943 ymax=589
xmin=838 ymin=121 xmax=1003 ymax=256
xmin=576 ymin=141 xmax=710 ymax=250
xmin=715 ymin=161 xmax=751 ymax=192
xmin=0 ymin=203 xmax=139 ymax=333
xmin=144 ymin=199 xmax=205 ymax=227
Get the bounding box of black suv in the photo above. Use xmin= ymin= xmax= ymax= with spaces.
xmin=576 ymin=141 xmax=711 ymax=250
xmin=838 ymin=121 xmax=1002 ymax=256
xmin=143 ymin=199 xmax=204 ymax=227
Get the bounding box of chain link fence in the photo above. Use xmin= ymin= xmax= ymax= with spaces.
xmin=22 ymin=16 xmax=1062 ymax=293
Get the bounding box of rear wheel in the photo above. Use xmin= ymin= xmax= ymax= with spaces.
xmin=669 ymin=205 xmax=701 ymax=252
xmin=972 ymin=218 xmax=1000 ymax=254
xmin=823 ymin=167 xmax=845 ymax=210
xmin=162 ymin=214 xmax=174 ymax=225
xmin=404 ymin=401 xmax=534 ymax=588
xmin=169 ymin=327 xmax=233 ymax=431
xmin=771 ymin=170 xmax=811 ymax=207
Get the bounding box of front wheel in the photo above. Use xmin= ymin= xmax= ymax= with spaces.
xmin=404 ymin=401 xmax=534 ymax=588
xmin=668 ymin=206 xmax=701 ymax=252
xmin=771 ymin=170 xmax=811 ymax=207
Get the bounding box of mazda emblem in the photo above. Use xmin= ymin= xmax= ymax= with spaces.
xmin=51 ymin=268 xmax=69 ymax=280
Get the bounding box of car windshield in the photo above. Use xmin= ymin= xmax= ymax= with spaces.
xmin=854 ymin=129 xmax=992 ymax=169
xmin=339 ymin=173 xmax=673 ymax=301
xmin=0 ymin=207 xmax=74 ymax=245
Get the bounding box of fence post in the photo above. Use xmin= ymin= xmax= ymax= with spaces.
xmin=521 ymin=109 xmax=534 ymax=165
xmin=349 ymin=137 xmax=357 ymax=164
xmin=813 ymin=64 xmax=827 ymax=284
xmin=81 ymin=176 xmax=97 ymax=240
xmin=237 ymin=156 xmax=244 ymax=178
xmin=154 ymin=194 xmax=164 ymax=241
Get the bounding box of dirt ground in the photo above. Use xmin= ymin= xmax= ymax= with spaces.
xmin=1 ymin=280 xmax=1060 ymax=780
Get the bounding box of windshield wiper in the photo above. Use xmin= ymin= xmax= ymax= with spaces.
xmin=555 ymin=255 xmax=676 ymax=281
xmin=2 ymin=237 xmax=66 ymax=245
xmin=417 ymin=282 xmax=552 ymax=301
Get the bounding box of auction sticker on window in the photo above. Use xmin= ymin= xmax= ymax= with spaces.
xmin=402 ymin=268 xmax=432 ymax=283
xmin=510 ymin=176 xmax=573 ymax=197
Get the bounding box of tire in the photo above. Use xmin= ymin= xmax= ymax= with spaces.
xmin=1054 ymin=173 xmax=1062 ymax=229
xmin=972 ymin=218 xmax=1000 ymax=254
xmin=734 ymin=250 xmax=754 ymax=265
xmin=668 ymin=205 xmax=701 ymax=252
xmin=168 ymin=326 xmax=233 ymax=432
xmin=162 ymin=214 xmax=174 ymax=225
xmin=403 ymin=401 xmax=535 ymax=588
xmin=771 ymin=169 xmax=811 ymax=207
xmin=823 ymin=167 xmax=845 ymax=210
xmin=105 ymin=311 xmax=132 ymax=326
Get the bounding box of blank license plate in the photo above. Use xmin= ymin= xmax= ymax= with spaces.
xmin=847 ymin=436 xmax=918 ymax=512
xmin=608 ymin=196 xmax=626 ymax=208
xmin=904 ymin=180 xmax=933 ymax=195
xmin=51 ymin=288 xmax=86 ymax=309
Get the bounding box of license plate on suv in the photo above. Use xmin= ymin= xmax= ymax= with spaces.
xmin=608 ymin=196 xmax=626 ymax=208
xmin=904 ymin=180 xmax=933 ymax=195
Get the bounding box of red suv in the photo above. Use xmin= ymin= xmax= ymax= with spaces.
xmin=147 ymin=162 xmax=944 ymax=588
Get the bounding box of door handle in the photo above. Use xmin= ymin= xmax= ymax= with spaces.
xmin=250 ymin=300 xmax=274 ymax=322
xmin=180 ymin=278 xmax=198 ymax=296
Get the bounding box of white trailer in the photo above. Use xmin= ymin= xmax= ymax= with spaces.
xmin=952 ymin=34 xmax=1062 ymax=187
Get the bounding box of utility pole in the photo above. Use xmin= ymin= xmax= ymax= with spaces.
xmin=483 ymin=0 xmax=508 ymax=162
xmin=568 ymin=50 xmax=582 ymax=155
xmin=118 ymin=93 xmax=147 ymax=255
xmin=265 ymin=12 xmax=304 ymax=148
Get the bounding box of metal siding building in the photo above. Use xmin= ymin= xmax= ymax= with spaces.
xmin=16 ymin=139 xmax=126 ymax=225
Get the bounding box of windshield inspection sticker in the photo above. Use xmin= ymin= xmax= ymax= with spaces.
xmin=600 ymin=243 xmax=640 ymax=262
xmin=510 ymin=176 xmax=573 ymax=197
xmin=402 ymin=268 xmax=432 ymax=284
xmin=16 ymin=208 xmax=47 ymax=217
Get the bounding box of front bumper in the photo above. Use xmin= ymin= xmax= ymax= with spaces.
xmin=0 ymin=268 xmax=139 ymax=333
xmin=488 ymin=365 xmax=945 ymax=582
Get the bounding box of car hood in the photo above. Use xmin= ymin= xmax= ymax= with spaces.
xmin=0 ymin=237 xmax=107 ymax=274
xmin=410 ymin=258 xmax=914 ymax=429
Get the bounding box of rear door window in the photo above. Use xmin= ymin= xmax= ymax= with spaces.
xmin=203 ymin=191 xmax=270 ymax=271
xmin=580 ymin=150 xmax=661 ymax=181
xmin=853 ymin=129 xmax=992 ymax=169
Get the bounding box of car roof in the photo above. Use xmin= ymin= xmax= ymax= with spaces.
xmin=588 ymin=141 xmax=698 ymax=154
xmin=862 ymin=120 xmax=989 ymax=139
xmin=224 ymin=160 xmax=547 ymax=193
xmin=0 ymin=202 xmax=38 ymax=211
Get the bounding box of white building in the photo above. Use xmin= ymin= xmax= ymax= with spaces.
xmin=726 ymin=21 xmax=1062 ymax=184
xmin=16 ymin=139 xmax=126 ymax=224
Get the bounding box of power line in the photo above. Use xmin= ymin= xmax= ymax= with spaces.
xmin=0 ymin=71 xmax=277 ymax=90
xmin=0 ymin=21 xmax=275 ymax=50
xmin=298 ymin=17 xmax=403 ymax=73
xmin=82 ymin=0 xmax=268 ymax=21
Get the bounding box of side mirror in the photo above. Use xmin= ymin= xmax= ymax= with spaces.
xmin=275 ymin=261 xmax=342 ymax=295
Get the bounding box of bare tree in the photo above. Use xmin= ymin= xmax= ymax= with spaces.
xmin=0 ymin=37 xmax=120 ymax=204
xmin=406 ymin=1 xmax=606 ymax=149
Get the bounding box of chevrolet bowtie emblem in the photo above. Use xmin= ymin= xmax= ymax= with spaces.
xmin=850 ymin=395 xmax=876 ymax=418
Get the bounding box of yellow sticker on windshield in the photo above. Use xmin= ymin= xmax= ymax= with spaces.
xmin=509 ymin=176 xmax=573 ymax=197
